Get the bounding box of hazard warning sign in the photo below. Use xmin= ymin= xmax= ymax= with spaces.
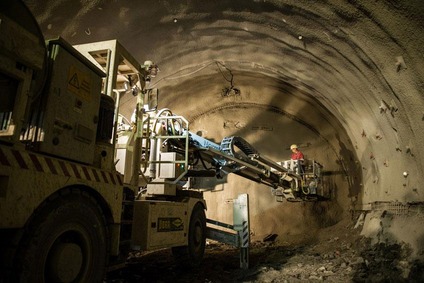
xmin=67 ymin=65 xmax=91 ymax=100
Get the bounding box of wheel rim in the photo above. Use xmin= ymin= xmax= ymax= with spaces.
xmin=46 ymin=230 xmax=88 ymax=282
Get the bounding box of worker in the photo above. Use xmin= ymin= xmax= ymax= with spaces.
xmin=290 ymin=144 xmax=304 ymax=160
xmin=290 ymin=144 xmax=304 ymax=175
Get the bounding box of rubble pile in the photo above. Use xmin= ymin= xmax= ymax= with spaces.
xmin=241 ymin=237 xmax=424 ymax=282
xmin=107 ymin=216 xmax=424 ymax=282
xmin=107 ymin=230 xmax=424 ymax=282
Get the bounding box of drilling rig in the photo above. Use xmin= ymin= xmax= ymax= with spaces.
xmin=0 ymin=1 xmax=326 ymax=281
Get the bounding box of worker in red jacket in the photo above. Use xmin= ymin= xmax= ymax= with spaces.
xmin=290 ymin=144 xmax=304 ymax=160
xmin=290 ymin=144 xmax=304 ymax=174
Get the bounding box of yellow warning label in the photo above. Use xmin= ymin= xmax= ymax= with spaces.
xmin=67 ymin=65 xmax=91 ymax=100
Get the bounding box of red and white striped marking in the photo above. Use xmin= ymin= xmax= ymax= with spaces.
xmin=0 ymin=146 xmax=123 ymax=186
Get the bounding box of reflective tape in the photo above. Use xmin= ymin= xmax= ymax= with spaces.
xmin=0 ymin=146 xmax=123 ymax=186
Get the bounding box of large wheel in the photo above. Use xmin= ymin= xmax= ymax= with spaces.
xmin=172 ymin=203 xmax=206 ymax=268
xmin=14 ymin=190 xmax=108 ymax=283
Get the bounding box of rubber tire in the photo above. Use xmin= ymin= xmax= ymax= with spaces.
xmin=14 ymin=191 xmax=108 ymax=283
xmin=172 ymin=203 xmax=206 ymax=268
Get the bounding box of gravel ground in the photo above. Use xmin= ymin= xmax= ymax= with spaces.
xmin=105 ymin=218 xmax=424 ymax=283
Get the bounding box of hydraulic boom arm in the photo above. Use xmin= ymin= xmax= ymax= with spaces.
xmin=132 ymin=110 xmax=325 ymax=202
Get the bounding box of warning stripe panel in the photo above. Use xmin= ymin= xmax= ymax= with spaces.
xmin=70 ymin=163 xmax=82 ymax=179
xmin=109 ymin=172 xmax=116 ymax=185
xmin=29 ymin=153 xmax=44 ymax=172
xmin=1 ymin=148 xmax=18 ymax=168
xmin=59 ymin=161 xmax=71 ymax=177
xmin=0 ymin=146 xmax=124 ymax=187
xmin=12 ymin=150 xmax=28 ymax=170
xmin=91 ymin=168 xmax=100 ymax=182
xmin=0 ymin=147 xmax=11 ymax=166
xmin=101 ymin=171 xmax=109 ymax=183
xmin=45 ymin=157 xmax=58 ymax=175
xmin=82 ymin=166 xmax=91 ymax=181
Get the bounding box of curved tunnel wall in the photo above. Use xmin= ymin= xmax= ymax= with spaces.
xmin=26 ymin=0 xmax=424 ymax=243
xmin=156 ymin=72 xmax=353 ymax=239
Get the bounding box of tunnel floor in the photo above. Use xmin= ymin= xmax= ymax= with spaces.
xmin=105 ymin=217 xmax=424 ymax=283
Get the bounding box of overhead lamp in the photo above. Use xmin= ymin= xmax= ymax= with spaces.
xmin=144 ymin=60 xmax=159 ymax=78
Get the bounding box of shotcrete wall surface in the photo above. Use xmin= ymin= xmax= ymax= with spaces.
xmin=26 ymin=0 xmax=424 ymax=255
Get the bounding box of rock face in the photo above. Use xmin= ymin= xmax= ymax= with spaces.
xmin=25 ymin=0 xmax=424 ymax=261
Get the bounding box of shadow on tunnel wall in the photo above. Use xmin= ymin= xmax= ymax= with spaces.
xmin=335 ymin=133 xmax=364 ymax=218
xmin=336 ymin=133 xmax=362 ymax=199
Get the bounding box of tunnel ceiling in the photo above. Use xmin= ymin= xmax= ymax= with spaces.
xmin=25 ymin=0 xmax=424 ymax=205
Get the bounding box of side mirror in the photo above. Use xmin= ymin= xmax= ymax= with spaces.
xmin=144 ymin=88 xmax=158 ymax=111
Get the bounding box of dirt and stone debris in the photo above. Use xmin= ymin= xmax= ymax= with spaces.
xmin=106 ymin=218 xmax=424 ymax=283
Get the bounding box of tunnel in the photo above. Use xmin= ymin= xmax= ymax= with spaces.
xmin=24 ymin=0 xmax=424 ymax=280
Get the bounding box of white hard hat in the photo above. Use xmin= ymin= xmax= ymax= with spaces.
xmin=290 ymin=144 xmax=298 ymax=150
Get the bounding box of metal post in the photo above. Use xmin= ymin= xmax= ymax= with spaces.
xmin=233 ymin=194 xmax=250 ymax=269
